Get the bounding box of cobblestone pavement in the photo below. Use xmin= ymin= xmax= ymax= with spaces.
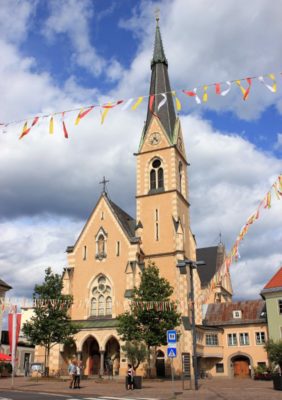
xmin=0 ymin=376 xmax=281 ymax=400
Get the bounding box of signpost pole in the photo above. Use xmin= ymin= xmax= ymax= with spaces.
xmin=11 ymin=306 xmax=16 ymax=389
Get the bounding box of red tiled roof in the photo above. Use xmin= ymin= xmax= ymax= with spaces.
xmin=263 ymin=267 xmax=282 ymax=289
xmin=204 ymin=300 xmax=266 ymax=326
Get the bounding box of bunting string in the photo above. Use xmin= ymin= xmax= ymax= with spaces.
xmin=199 ymin=174 xmax=282 ymax=304
xmin=0 ymin=70 xmax=281 ymax=139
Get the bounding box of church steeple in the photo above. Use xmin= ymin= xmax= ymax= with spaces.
xmin=144 ymin=18 xmax=177 ymax=141
xmin=151 ymin=18 xmax=168 ymax=67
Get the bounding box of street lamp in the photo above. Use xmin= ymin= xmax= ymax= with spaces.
xmin=177 ymin=259 xmax=205 ymax=391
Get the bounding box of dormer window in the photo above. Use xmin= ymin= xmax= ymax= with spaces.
xmin=233 ymin=310 xmax=242 ymax=319
xmin=150 ymin=158 xmax=164 ymax=192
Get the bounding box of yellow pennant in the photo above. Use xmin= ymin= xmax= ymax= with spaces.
xmin=49 ymin=116 xmax=54 ymax=135
xmin=131 ymin=97 xmax=143 ymax=110
xmin=172 ymin=91 xmax=182 ymax=111
xmin=268 ymin=73 xmax=277 ymax=92
xmin=75 ymin=108 xmax=84 ymax=125
xmin=202 ymin=85 xmax=208 ymax=102
xmin=101 ymin=103 xmax=111 ymax=124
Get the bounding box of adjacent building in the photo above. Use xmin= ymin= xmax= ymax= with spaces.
xmin=261 ymin=266 xmax=282 ymax=341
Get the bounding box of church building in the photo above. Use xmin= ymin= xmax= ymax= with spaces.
xmin=36 ymin=19 xmax=234 ymax=378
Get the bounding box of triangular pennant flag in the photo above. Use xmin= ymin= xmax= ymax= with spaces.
xmin=182 ymin=89 xmax=201 ymax=104
xmin=122 ymin=98 xmax=134 ymax=110
xmin=101 ymin=103 xmax=111 ymax=124
xmin=131 ymin=97 xmax=143 ymax=110
xmin=158 ymin=93 xmax=167 ymax=111
xmin=49 ymin=116 xmax=54 ymax=135
xmin=258 ymin=74 xmax=277 ymax=93
xmin=215 ymin=81 xmax=231 ymax=96
xmin=202 ymin=85 xmax=208 ymax=102
xmin=236 ymin=78 xmax=252 ymax=100
xmin=172 ymin=91 xmax=182 ymax=111
xmin=62 ymin=113 xmax=69 ymax=138
xmin=19 ymin=116 xmax=39 ymax=140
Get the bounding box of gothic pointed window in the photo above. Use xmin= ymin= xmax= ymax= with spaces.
xmin=150 ymin=158 xmax=164 ymax=192
xmin=90 ymin=275 xmax=112 ymax=317
xmin=98 ymin=235 xmax=105 ymax=255
xmin=150 ymin=169 xmax=156 ymax=189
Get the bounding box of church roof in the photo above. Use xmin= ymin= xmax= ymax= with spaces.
xmin=203 ymin=300 xmax=266 ymax=326
xmin=0 ymin=278 xmax=12 ymax=290
xmin=144 ymin=21 xmax=176 ymax=141
xmin=196 ymin=246 xmax=220 ymax=287
xmin=108 ymin=198 xmax=137 ymax=242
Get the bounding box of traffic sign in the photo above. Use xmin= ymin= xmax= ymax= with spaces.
xmin=167 ymin=347 xmax=177 ymax=358
xmin=167 ymin=330 xmax=177 ymax=343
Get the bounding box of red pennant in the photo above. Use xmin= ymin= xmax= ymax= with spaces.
xmin=215 ymin=83 xmax=221 ymax=95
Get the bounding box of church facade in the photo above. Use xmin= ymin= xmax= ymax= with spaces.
xmin=35 ymin=21 xmax=235 ymax=378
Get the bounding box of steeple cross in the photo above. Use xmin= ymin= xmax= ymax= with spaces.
xmin=99 ymin=176 xmax=109 ymax=194
xmin=154 ymin=7 xmax=160 ymax=24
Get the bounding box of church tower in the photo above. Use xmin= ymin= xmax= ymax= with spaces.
xmin=136 ymin=18 xmax=196 ymax=271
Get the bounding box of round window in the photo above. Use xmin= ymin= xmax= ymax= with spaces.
xmin=152 ymin=159 xmax=161 ymax=168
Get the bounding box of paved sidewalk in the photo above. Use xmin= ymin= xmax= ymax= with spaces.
xmin=0 ymin=376 xmax=281 ymax=400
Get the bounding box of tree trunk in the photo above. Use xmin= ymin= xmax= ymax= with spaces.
xmin=45 ymin=345 xmax=50 ymax=377
xmin=147 ymin=345 xmax=151 ymax=378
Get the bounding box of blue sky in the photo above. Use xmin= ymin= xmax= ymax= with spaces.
xmin=0 ymin=0 xmax=281 ymax=304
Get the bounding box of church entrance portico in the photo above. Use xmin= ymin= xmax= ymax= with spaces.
xmin=82 ymin=336 xmax=100 ymax=376
xmin=104 ymin=336 xmax=120 ymax=376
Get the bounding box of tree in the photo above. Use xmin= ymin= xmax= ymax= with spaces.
xmin=117 ymin=262 xmax=181 ymax=375
xmin=121 ymin=341 xmax=148 ymax=371
xmin=265 ymin=340 xmax=282 ymax=371
xmin=22 ymin=267 xmax=79 ymax=375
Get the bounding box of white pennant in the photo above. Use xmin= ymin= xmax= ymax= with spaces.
xmin=258 ymin=76 xmax=276 ymax=93
xmin=121 ymin=98 xmax=134 ymax=110
xmin=221 ymin=81 xmax=231 ymax=96
xmin=158 ymin=93 xmax=167 ymax=111
xmin=193 ymin=88 xmax=201 ymax=104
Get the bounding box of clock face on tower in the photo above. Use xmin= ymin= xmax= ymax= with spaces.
xmin=149 ymin=132 xmax=161 ymax=146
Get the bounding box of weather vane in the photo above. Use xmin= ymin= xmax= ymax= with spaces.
xmin=154 ymin=7 xmax=160 ymax=24
xmin=99 ymin=176 xmax=109 ymax=194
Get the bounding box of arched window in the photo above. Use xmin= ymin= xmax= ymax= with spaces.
xmin=106 ymin=297 xmax=112 ymax=315
xmin=150 ymin=169 xmax=156 ymax=190
xmin=150 ymin=158 xmax=164 ymax=191
xmin=90 ymin=275 xmax=112 ymax=317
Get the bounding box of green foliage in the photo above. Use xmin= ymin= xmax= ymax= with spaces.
xmin=0 ymin=362 xmax=12 ymax=376
xmin=117 ymin=261 xmax=181 ymax=353
xmin=121 ymin=341 xmax=148 ymax=371
xmin=22 ymin=267 xmax=79 ymax=371
xmin=265 ymin=339 xmax=282 ymax=369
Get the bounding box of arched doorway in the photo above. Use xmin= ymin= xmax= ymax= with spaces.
xmin=82 ymin=337 xmax=100 ymax=376
xmin=156 ymin=350 xmax=165 ymax=377
xmin=105 ymin=337 xmax=120 ymax=376
xmin=232 ymin=355 xmax=250 ymax=378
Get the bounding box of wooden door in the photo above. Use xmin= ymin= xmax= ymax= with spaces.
xmin=234 ymin=360 xmax=249 ymax=377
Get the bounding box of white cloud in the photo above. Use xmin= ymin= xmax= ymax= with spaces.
xmin=42 ymin=0 xmax=124 ymax=80
xmin=0 ymin=0 xmax=37 ymax=44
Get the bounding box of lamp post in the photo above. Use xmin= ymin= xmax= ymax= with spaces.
xmin=177 ymin=259 xmax=205 ymax=391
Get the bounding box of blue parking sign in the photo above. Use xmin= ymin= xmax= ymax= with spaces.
xmin=167 ymin=330 xmax=177 ymax=343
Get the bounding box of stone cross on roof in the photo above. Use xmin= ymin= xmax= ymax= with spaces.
xmin=99 ymin=176 xmax=109 ymax=194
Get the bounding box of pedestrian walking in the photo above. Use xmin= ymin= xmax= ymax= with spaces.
xmin=75 ymin=360 xmax=83 ymax=388
xmin=68 ymin=359 xmax=77 ymax=389
xmin=127 ymin=364 xmax=134 ymax=390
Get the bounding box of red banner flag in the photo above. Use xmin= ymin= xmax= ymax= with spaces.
xmin=8 ymin=312 xmax=21 ymax=354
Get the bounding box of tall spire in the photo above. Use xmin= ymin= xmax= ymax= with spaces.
xmin=151 ymin=16 xmax=168 ymax=68
xmin=144 ymin=17 xmax=176 ymax=141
